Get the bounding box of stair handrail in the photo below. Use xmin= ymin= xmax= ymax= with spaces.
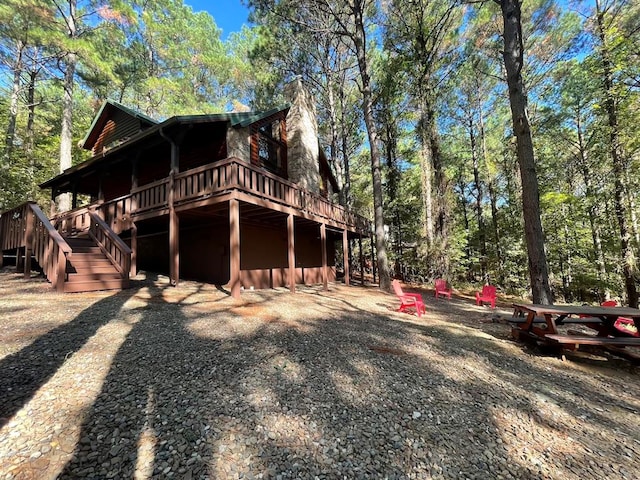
xmin=88 ymin=211 xmax=131 ymax=277
xmin=23 ymin=202 xmax=71 ymax=292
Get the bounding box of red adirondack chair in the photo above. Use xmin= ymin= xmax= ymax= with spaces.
xmin=434 ymin=279 xmax=452 ymax=299
xmin=475 ymin=285 xmax=496 ymax=308
xmin=601 ymin=300 xmax=639 ymax=337
xmin=392 ymin=279 xmax=426 ymax=317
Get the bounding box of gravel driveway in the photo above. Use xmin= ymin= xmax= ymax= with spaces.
xmin=0 ymin=271 xmax=639 ymax=479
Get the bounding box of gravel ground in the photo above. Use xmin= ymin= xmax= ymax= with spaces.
xmin=0 ymin=270 xmax=639 ymax=480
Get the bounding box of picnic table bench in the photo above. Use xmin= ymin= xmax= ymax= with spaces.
xmin=511 ymin=303 xmax=640 ymax=356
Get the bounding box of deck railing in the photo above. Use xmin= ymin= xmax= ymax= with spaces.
xmin=80 ymin=158 xmax=369 ymax=235
xmin=173 ymin=158 xmax=370 ymax=232
xmin=54 ymin=204 xmax=94 ymax=236
xmin=0 ymin=202 xmax=29 ymax=252
xmin=0 ymin=201 xmax=71 ymax=291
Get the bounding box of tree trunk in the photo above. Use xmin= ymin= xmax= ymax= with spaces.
xmin=575 ymin=107 xmax=607 ymax=298
xmin=478 ymin=87 xmax=502 ymax=284
xmin=624 ymin=168 xmax=640 ymax=249
xmin=57 ymin=52 xmax=76 ymax=213
xmin=57 ymin=0 xmax=78 ymax=213
xmin=3 ymin=39 xmax=24 ymax=161
xmin=419 ymin=122 xmax=434 ymax=244
xmin=562 ymin=206 xmax=573 ymax=301
xmin=339 ymin=82 xmax=352 ymax=206
xmin=595 ymin=0 xmax=638 ymax=307
xmin=496 ymin=0 xmax=553 ymax=304
xmin=26 ymin=69 xmax=37 ymax=156
xmin=469 ymin=115 xmax=487 ymax=279
xmin=487 ymin=180 xmax=503 ymax=284
xmin=384 ymin=116 xmax=400 ymax=276
xmin=352 ymin=0 xmax=390 ymax=290
xmin=25 ymin=66 xmax=39 ymax=198
xmin=457 ymin=178 xmax=472 ymax=279
xmin=426 ymin=101 xmax=447 ymax=240
xmin=326 ymin=80 xmax=343 ymax=202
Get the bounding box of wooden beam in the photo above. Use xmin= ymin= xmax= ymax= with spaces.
xmin=287 ymin=213 xmax=296 ymax=293
xmin=343 ymin=228 xmax=350 ymax=286
xmin=234 ymin=190 xmax=357 ymax=232
xmin=230 ymin=199 xmax=241 ymax=298
xmin=321 ymin=223 xmax=328 ymax=291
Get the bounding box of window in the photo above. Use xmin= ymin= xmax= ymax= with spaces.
xmin=251 ymin=115 xmax=287 ymax=178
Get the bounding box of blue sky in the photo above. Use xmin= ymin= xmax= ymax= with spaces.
xmin=186 ymin=0 xmax=251 ymax=39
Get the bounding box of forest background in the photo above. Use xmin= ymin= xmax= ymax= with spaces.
xmin=0 ymin=0 xmax=638 ymax=305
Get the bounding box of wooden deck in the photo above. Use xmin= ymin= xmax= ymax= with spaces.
xmin=1 ymin=158 xmax=369 ymax=294
xmin=87 ymin=157 xmax=369 ymax=235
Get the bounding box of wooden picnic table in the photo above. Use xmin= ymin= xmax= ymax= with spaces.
xmin=511 ymin=303 xmax=640 ymax=350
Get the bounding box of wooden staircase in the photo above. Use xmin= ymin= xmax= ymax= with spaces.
xmin=1 ymin=202 xmax=131 ymax=293
xmin=64 ymin=236 xmax=130 ymax=293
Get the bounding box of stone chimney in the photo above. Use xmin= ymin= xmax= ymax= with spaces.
xmin=284 ymin=77 xmax=320 ymax=193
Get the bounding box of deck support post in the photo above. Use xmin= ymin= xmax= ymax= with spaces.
xmin=168 ymin=173 xmax=179 ymax=286
xmin=321 ymin=223 xmax=328 ymax=291
xmin=130 ymin=157 xmax=139 ymax=278
xmin=230 ymin=199 xmax=241 ymax=298
xmin=359 ymin=234 xmax=364 ymax=285
xmin=16 ymin=247 xmax=24 ymax=271
xmin=371 ymin=232 xmax=377 ymax=284
xmin=167 ymin=140 xmax=179 ymax=287
xmin=24 ymin=206 xmax=33 ymax=278
xmin=343 ymin=228 xmax=350 ymax=286
xmin=287 ymin=213 xmax=296 ymax=293
xmin=56 ymin=248 xmax=66 ymax=293
xmin=130 ymin=223 xmax=137 ymax=277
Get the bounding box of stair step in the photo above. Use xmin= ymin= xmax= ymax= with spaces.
xmin=65 ymin=238 xmax=93 ymax=246
xmin=64 ymin=278 xmax=129 ymax=293
xmin=66 ymin=264 xmax=118 ymax=275
xmin=68 ymin=253 xmax=111 ymax=265
xmin=71 ymin=246 xmax=103 ymax=254
xmin=68 ymin=256 xmax=113 ymax=266
xmin=54 ymin=233 xmax=130 ymax=293
xmin=67 ymin=272 xmax=123 ymax=282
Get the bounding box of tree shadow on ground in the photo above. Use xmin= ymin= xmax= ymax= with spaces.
xmin=46 ymin=282 xmax=640 ymax=479
xmin=0 ymin=287 xmax=138 ymax=428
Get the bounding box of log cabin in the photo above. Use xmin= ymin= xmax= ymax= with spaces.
xmin=0 ymin=79 xmax=370 ymax=296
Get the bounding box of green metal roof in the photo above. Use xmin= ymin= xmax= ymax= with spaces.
xmin=167 ymin=106 xmax=290 ymax=128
